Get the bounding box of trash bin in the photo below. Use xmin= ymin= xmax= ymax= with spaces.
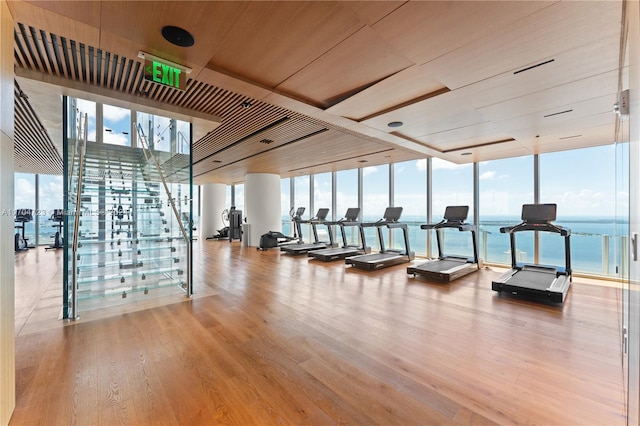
xmin=242 ymin=223 xmax=250 ymax=247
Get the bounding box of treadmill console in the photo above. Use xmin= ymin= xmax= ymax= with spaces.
xmin=344 ymin=208 xmax=360 ymax=221
xmin=522 ymin=203 xmax=556 ymax=223
xmin=444 ymin=206 xmax=468 ymax=222
xmin=383 ymin=207 xmax=403 ymax=222
xmin=315 ymin=208 xmax=329 ymax=220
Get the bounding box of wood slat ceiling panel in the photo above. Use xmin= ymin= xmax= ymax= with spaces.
xmin=13 ymin=80 xmax=62 ymax=175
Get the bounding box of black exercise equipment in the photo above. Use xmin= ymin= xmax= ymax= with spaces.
xmin=280 ymin=208 xmax=335 ymax=255
xmin=345 ymin=207 xmax=414 ymax=270
xmin=207 ymin=209 xmax=231 ymax=240
xmin=308 ymin=208 xmax=370 ymax=261
xmin=407 ymin=205 xmax=480 ymax=282
xmin=257 ymin=207 xmax=305 ymax=250
xmin=491 ymin=203 xmax=572 ymax=304
xmin=45 ymin=209 xmax=64 ymax=250
xmin=228 ymin=208 xmax=243 ymax=242
xmin=14 ymin=209 xmax=34 ymax=251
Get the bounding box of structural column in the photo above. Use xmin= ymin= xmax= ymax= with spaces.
xmin=200 ymin=183 xmax=226 ymax=239
xmin=0 ymin=0 xmax=15 ymax=424
xmin=244 ymin=173 xmax=280 ymax=247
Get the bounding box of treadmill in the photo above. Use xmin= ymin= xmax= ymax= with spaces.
xmin=345 ymin=207 xmax=415 ymax=270
xmin=491 ymin=203 xmax=571 ymax=304
xmin=407 ymin=205 xmax=480 ymax=282
xmin=308 ymin=208 xmax=371 ymax=261
xmin=280 ymin=208 xmax=335 ymax=255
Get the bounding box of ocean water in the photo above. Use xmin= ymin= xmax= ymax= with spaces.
xmin=21 ymin=215 xmax=628 ymax=278
xmin=282 ymin=215 xmax=629 ymax=278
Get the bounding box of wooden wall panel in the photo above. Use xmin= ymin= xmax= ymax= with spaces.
xmin=0 ymin=1 xmax=15 ymax=424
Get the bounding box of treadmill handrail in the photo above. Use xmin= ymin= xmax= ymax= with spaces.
xmin=421 ymin=220 xmax=476 ymax=232
xmin=501 ymin=213 xmax=572 ymax=275
xmin=418 ymin=208 xmax=479 ymax=266
xmin=500 ymin=222 xmax=570 ymax=236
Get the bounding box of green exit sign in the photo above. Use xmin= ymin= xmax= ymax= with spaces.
xmin=142 ymin=53 xmax=188 ymax=91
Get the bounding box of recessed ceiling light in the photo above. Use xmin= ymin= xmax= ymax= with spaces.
xmin=162 ymin=26 xmax=195 ymax=47
xmin=388 ymin=121 xmax=403 ymax=128
xmin=241 ymin=101 xmax=252 ymax=108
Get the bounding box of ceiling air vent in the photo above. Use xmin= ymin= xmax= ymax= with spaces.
xmin=260 ymin=139 xmax=274 ymax=144
xmin=544 ymin=109 xmax=572 ymax=118
xmin=514 ymin=59 xmax=554 ymax=75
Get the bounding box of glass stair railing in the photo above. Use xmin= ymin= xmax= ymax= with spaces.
xmin=64 ymin=111 xmax=192 ymax=318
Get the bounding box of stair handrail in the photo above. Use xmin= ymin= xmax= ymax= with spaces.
xmin=68 ymin=109 xmax=82 ymax=191
xmin=136 ymin=123 xmax=192 ymax=297
xmin=70 ymin=112 xmax=88 ymax=320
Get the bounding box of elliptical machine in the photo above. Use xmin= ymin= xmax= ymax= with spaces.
xmin=45 ymin=209 xmax=64 ymax=250
xmin=14 ymin=209 xmax=34 ymax=251
xmin=207 ymin=208 xmax=231 ymax=240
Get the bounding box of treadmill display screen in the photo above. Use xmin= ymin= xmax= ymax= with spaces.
xmin=316 ymin=208 xmax=329 ymax=220
xmin=444 ymin=206 xmax=468 ymax=221
xmin=383 ymin=207 xmax=403 ymax=222
xmin=522 ymin=204 xmax=556 ymax=223
xmin=344 ymin=208 xmax=360 ymax=221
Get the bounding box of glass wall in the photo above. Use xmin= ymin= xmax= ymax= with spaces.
xmin=540 ymin=146 xmax=618 ymax=275
xmin=294 ymin=176 xmax=311 ymax=240
xmin=38 ymin=174 xmax=64 ymax=246
xmin=103 ymin=104 xmax=131 ymax=147
xmin=363 ymin=165 xmax=389 ymax=250
xmin=281 ymin=178 xmax=291 ymax=236
xmin=234 ymin=184 xmax=245 ymax=214
xmin=314 ymin=172 xmax=333 ymax=243
xmin=431 ymin=158 xmax=475 ymax=258
xmin=394 ymin=160 xmax=426 ymax=254
xmin=336 ymin=169 xmax=359 ymax=247
xmin=14 ymin=173 xmax=36 ymax=246
xmin=478 ymin=156 xmax=533 ymax=265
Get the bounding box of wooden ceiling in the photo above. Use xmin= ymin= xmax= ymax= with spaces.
xmin=8 ymin=1 xmax=624 ymax=184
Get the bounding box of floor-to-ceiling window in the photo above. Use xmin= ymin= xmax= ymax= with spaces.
xmin=234 ymin=184 xmax=245 ymax=215
xmin=294 ymin=176 xmax=310 ymax=240
xmin=103 ymin=104 xmax=131 ymax=147
xmin=314 ymin=172 xmax=333 ymax=242
xmin=14 ymin=173 xmax=36 ymax=246
xmin=336 ymin=169 xmax=359 ymax=247
xmin=540 ymin=146 xmax=620 ymax=276
xmin=479 ymin=156 xmax=533 ymax=265
xmin=362 ymin=164 xmax=389 ymax=251
xmin=394 ymin=160 xmax=426 ymax=254
xmin=281 ymin=178 xmax=291 ymax=235
xmin=431 ymin=158 xmax=475 ymax=259
xmin=38 ymin=174 xmax=64 ymax=246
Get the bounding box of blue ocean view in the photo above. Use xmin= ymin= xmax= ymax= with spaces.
xmin=282 ymin=215 xmax=630 ymax=277
xmin=21 ymin=214 xmax=629 ymax=278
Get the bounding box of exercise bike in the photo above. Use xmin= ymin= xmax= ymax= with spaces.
xmin=45 ymin=209 xmax=64 ymax=250
xmin=14 ymin=209 xmax=34 ymax=252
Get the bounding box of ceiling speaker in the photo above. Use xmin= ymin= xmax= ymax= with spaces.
xmin=161 ymin=26 xmax=194 ymax=47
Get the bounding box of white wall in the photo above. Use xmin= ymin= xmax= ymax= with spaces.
xmin=244 ymin=173 xmax=280 ymax=246
xmin=200 ymin=183 xmax=226 ymax=239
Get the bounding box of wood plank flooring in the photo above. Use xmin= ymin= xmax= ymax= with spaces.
xmin=10 ymin=240 xmax=626 ymax=425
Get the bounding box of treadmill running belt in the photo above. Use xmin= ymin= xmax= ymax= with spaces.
xmin=506 ymin=269 xmax=556 ymax=291
xmin=417 ymin=259 xmax=466 ymax=272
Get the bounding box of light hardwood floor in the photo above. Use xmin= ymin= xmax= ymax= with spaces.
xmin=11 ymin=240 xmax=626 ymax=425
